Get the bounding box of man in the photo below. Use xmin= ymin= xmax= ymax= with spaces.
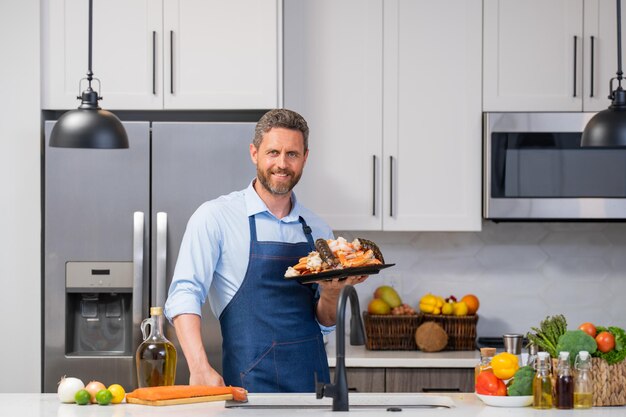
xmin=164 ymin=109 xmax=367 ymax=393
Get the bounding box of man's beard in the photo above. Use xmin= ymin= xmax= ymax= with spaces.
xmin=257 ymin=167 xmax=302 ymax=195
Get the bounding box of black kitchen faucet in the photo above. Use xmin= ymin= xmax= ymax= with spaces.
xmin=315 ymin=285 xmax=366 ymax=411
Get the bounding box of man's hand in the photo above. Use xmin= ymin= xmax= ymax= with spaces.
xmin=315 ymin=275 xmax=368 ymax=326
xmin=189 ymin=363 xmax=225 ymax=387
xmin=172 ymin=313 xmax=226 ymax=387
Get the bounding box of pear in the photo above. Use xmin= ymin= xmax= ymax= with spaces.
xmin=373 ymin=285 xmax=402 ymax=308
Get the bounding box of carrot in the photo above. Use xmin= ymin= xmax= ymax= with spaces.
xmin=126 ymin=385 xmax=248 ymax=402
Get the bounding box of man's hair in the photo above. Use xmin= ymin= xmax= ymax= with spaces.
xmin=253 ymin=109 xmax=309 ymax=151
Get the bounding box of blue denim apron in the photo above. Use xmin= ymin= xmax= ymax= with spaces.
xmin=219 ymin=215 xmax=330 ymax=392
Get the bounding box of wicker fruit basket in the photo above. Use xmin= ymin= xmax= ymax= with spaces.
xmin=591 ymin=357 xmax=626 ymax=406
xmin=363 ymin=312 xmax=478 ymax=351
xmin=363 ymin=312 xmax=422 ymax=350
xmin=420 ymin=313 xmax=478 ymax=350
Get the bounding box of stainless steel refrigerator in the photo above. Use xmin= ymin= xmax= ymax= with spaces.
xmin=43 ymin=121 xmax=255 ymax=392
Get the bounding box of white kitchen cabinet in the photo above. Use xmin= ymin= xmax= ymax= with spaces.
xmin=483 ymin=0 xmax=626 ymax=112
xmin=42 ymin=0 xmax=281 ymax=110
xmin=284 ymin=0 xmax=481 ymax=231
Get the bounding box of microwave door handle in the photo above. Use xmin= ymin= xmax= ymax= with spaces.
xmin=156 ymin=212 xmax=168 ymax=308
xmin=133 ymin=211 xmax=145 ymax=347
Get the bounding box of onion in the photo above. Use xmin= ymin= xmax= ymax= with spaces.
xmin=85 ymin=381 xmax=106 ymax=403
xmin=57 ymin=376 xmax=84 ymax=403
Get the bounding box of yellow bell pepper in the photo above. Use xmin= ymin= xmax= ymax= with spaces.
xmin=490 ymin=352 xmax=519 ymax=380
xmin=419 ymin=294 xmax=438 ymax=314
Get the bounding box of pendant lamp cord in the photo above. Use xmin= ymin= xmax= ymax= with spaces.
xmin=618 ymin=0 xmax=623 ymax=86
xmin=87 ymin=0 xmax=93 ymax=88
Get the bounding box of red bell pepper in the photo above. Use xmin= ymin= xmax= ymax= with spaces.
xmin=476 ymin=370 xmax=507 ymax=396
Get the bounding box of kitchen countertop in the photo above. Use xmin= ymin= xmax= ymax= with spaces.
xmin=325 ymin=344 xmax=480 ymax=368
xmin=2 ymin=393 xmax=624 ymax=417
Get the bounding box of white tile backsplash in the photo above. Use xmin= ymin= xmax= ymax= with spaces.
xmin=337 ymin=221 xmax=626 ymax=339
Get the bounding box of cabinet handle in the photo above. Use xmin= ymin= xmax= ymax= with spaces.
xmin=590 ymin=36 xmax=595 ymax=98
xmin=152 ymin=31 xmax=157 ymax=95
xmin=573 ymin=36 xmax=578 ymax=97
xmin=372 ymin=155 xmax=377 ymax=216
xmin=170 ymin=30 xmax=174 ymax=94
xmin=389 ymin=156 xmax=394 ymax=217
xmin=422 ymin=388 xmax=462 ymax=393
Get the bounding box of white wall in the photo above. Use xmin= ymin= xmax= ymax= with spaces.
xmin=336 ymin=222 xmax=626 ymax=340
xmin=0 ymin=0 xmax=41 ymax=392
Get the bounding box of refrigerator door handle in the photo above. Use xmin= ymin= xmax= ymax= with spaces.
xmin=133 ymin=211 xmax=145 ymax=348
xmin=156 ymin=212 xmax=168 ymax=308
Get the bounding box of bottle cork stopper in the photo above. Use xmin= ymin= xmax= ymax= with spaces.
xmin=150 ymin=306 xmax=163 ymax=315
xmin=480 ymin=347 xmax=497 ymax=357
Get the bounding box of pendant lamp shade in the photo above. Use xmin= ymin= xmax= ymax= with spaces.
xmin=49 ymin=91 xmax=128 ymax=149
xmin=580 ymin=90 xmax=626 ymax=147
xmin=581 ymin=0 xmax=626 ymax=148
xmin=49 ymin=0 xmax=128 ymax=149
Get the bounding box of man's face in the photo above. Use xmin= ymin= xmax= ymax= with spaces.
xmin=250 ymin=127 xmax=308 ymax=195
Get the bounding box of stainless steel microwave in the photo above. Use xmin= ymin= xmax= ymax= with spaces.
xmin=484 ymin=112 xmax=626 ymax=220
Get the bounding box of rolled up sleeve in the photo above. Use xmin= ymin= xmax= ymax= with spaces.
xmin=164 ymin=204 xmax=221 ymax=323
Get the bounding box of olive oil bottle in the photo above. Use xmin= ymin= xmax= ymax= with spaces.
xmin=533 ymin=352 xmax=553 ymax=409
xmin=136 ymin=307 xmax=177 ymax=388
xmin=574 ymin=351 xmax=593 ymax=408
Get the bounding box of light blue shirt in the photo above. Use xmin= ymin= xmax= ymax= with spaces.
xmin=164 ymin=180 xmax=335 ymax=334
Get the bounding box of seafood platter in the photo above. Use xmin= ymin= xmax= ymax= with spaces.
xmin=284 ymin=237 xmax=394 ymax=284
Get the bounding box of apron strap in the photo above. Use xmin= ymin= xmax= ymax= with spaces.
xmin=298 ymin=216 xmax=315 ymax=250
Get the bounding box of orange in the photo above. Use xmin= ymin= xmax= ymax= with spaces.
xmin=461 ymin=294 xmax=479 ymax=315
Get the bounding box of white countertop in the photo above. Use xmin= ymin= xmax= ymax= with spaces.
xmin=2 ymin=393 xmax=623 ymax=417
xmin=325 ymin=344 xmax=480 ymax=368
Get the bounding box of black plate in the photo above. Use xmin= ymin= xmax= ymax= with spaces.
xmin=285 ymin=263 xmax=395 ymax=284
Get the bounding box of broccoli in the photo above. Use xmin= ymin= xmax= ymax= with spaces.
xmin=507 ymin=366 xmax=535 ymax=396
xmin=555 ymin=330 xmax=597 ymax=364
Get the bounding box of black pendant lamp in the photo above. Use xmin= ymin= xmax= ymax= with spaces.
xmin=581 ymin=0 xmax=626 ymax=147
xmin=49 ymin=0 xmax=128 ymax=149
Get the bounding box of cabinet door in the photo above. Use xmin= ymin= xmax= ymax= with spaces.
xmin=483 ymin=0 xmax=583 ymax=111
xmin=283 ymin=0 xmax=384 ymax=230
xmin=163 ymin=0 xmax=280 ymax=109
xmin=382 ymin=0 xmax=481 ymax=231
xmin=583 ymin=0 xmax=626 ymax=111
xmin=42 ymin=0 xmax=163 ymax=110
xmin=386 ymin=368 xmax=475 ymax=393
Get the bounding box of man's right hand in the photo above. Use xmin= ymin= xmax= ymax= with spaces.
xmin=172 ymin=313 xmax=225 ymax=387
xmin=189 ymin=364 xmax=225 ymax=387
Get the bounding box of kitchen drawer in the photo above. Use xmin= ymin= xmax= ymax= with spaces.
xmin=329 ymin=368 xmax=385 ymax=393
xmin=330 ymin=367 xmax=474 ymax=393
xmin=386 ymin=368 xmax=475 ymax=393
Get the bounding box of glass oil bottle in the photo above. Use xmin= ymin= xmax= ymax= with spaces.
xmin=533 ymin=351 xmax=553 ymax=409
xmin=556 ymin=351 xmax=573 ymax=409
xmin=474 ymin=347 xmax=496 ymax=384
xmin=136 ymin=306 xmax=177 ymax=388
xmin=574 ymin=350 xmax=593 ymax=409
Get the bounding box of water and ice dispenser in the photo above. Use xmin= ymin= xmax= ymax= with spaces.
xmin=65 ymin=262 xmax=134 ymax=356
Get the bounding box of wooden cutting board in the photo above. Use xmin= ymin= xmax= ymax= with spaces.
xmin=127 ymin=393 xmax=233 ymax=406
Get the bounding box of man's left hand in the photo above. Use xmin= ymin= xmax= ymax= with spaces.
xmin=315 ymin=275 xmax=368 ymax=327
